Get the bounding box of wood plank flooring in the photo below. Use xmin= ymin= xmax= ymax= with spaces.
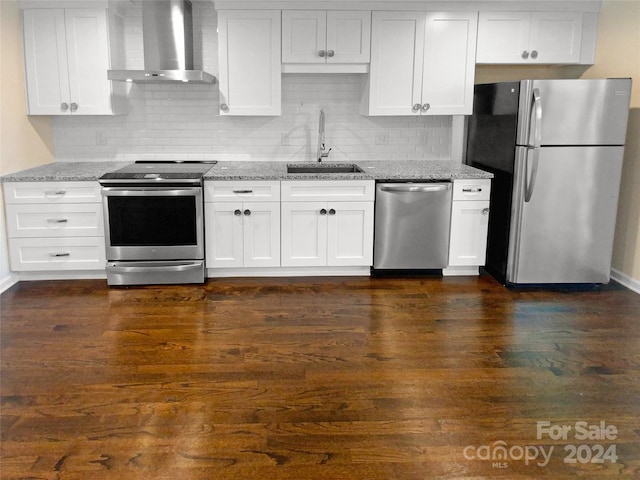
xmin=1 ymin=274 xmax=639 ymax=479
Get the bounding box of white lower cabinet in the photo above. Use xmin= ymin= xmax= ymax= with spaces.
xmin=281 ymin=201 xmax=374 ymax=267
xmin=447 ymin=179 xmax=491 ymax=267
xmin=3 ymin=182 xmax=105 ymax=272
xmin=280 ymin=180 xmax=375 ymax=268
xmin=204 ymin=181 xmax=280 ymax=268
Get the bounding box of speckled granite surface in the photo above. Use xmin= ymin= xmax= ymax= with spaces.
xmin=1 ymin=162 xmax=131 ymax=182
xmin=207 ymin=160 xmax=493 ymax=180
xmin=2 ymin=160 xmax=492 ymax=182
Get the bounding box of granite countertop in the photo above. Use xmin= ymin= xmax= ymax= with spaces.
xmin=2 ymin=160 xmax=492 ymax=182
xmin=1 ymin=161 xmax=130 ymax=182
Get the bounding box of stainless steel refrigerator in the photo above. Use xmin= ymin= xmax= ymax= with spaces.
xmin=465 ymin=78 xmax=632 ymax=286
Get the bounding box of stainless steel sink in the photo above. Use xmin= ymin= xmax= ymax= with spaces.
xmin=287 ymin=163 xmax=364 ymax=174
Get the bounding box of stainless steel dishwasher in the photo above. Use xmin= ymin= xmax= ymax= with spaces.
xmin=374 ymin=182 xmax=452 ymax=269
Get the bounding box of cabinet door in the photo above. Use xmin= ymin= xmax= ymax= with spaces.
xmin=218 ymin=10 xmax=281 ymax=115
xmin=326 ymin=11 xmax=371 ymax=63
xmin=529 ymin=12 xmax=583 ymax=64
xmin=205 ymin=203 xmax=244 ymax=268
xmin=282 ymin=10 xmax=326 ymax=63
xmin=281 ymin=202 xmax=327 ymax=267
xmin=243 ymin=202 xmax=280 ymax=268
xmin=476 ymin=12 xmax=531 ymax=63
xmin=421 ymin=12 xmax=477 ymax=115
xmin=368 ymin=11 xmax=424 ymax=115
xmin=326 ymin=202 xmax=373 ymax=267
xmin=448 ymin=201 xmax=490 ymax=266
xmin=22 ymin=9 xmax=71 ymax=115
xmin=64 ymin=9 xmax=113 ymax=114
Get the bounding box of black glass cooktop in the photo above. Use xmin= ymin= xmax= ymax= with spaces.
xmin=100 ymin=161 xmax=217 ymax=185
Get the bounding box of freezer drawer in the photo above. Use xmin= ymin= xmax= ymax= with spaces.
xmin=374 ymin=182 xmax=452 ymax=269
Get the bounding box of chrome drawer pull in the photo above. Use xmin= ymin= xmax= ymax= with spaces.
xmin=50 ymin=252 xmax=70 ymax=257
xmin=233 ymin=190 xmax=253 ymax=194
xmin=45 ymin=190 xmax=67 ymax=196
xmin=462 ymin=187 xmax=482 ymax=193
xmin=47 ymin=218 xmax=68 ymax=223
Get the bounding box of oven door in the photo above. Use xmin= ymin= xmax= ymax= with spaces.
xmin=102 ymin=187 xmax=204 ymax=261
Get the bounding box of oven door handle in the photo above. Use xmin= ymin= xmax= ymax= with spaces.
xmin=101 ymin=188 xmax=202 ymax=197
xmin=106 ymin=262 xmax=202 ymax=273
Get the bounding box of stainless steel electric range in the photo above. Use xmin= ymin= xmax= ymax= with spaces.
xmin=99 ymin=161 xmax=216 ymax=285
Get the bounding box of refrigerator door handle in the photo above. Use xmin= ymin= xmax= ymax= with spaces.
xmin=532 ymin=88 xmax=542 ymax=148
xmin=524 ymin=147 xmax=539 ymax=203
xmin=523 ymin=89 xmax=542 ymax=203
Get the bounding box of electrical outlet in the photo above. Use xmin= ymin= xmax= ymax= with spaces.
xmin=96 ymin=131 xmax=108 ymax=146
xmin=281 ymin=132 xmax=290 ymax=146
xmin=375 ymin=131 xmax=389 ymax=145
xmin=417 ymin=131 xmax=428 ymax=144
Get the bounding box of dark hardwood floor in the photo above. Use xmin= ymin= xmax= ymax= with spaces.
xmin=1 ymin=274 xmax=639 ymax=479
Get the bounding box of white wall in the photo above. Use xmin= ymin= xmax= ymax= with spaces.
xmin=51 ymin=1 xmax=453 ymax=164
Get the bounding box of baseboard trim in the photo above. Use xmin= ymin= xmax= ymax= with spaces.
xmin=610 ymin=268 xmax=640 ymax=295
xmin=0 ymin=272 xmax=20 ymax=295
xmin=207 ymin=266 xmax=371 ymax=278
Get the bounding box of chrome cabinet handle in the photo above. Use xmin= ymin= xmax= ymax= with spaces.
xmin=60 ymin=102 xmax=69 ymax=112
xmin=462 ymin=187 xmax=482 ymax=193
xmin=243 ymin=209 xmax=251 ymax=216
xmin=45 ymin=190 xmax=66 ymax=196
xmin=318 ymin=50 xmax=326 ymax=57
xmin=412 ymin=104 xmax=421 ymax=112
xmin=70 ymin=102 xmax=78 ymax=112
xmin=319 ymin=208 xmax=327 ymax=215
xmin=530 ymin=50 xmax=538 ymax=59
xmin=50 ymin=252 xmax=70 ymax=257
xmin=327 ymin=50 xmax=335 ymax=57
xmin=220 ymin=103 xmax=229 ymax=112
xmin=328 ymin=208 xmax=336 ymax=215
xmin=234 ymin=209 xmax=242 ymax=216
xmin=482 ymin=208 xmax=490 ymax=215
xmin=522 ymin=50 xmax=529 ymax=59
xmin=46 ymin=218 xmax=68 ymax=223
xmin=233 ymin=190 xmax=253 ymax=194
xmin=422 ymin=103 xmax=430 ymax=112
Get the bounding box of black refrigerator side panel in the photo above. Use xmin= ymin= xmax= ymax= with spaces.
xmin=465 ymin=82 xmax=520 ymax=173
xmin=465 ymin=82 xmax=521 ymax=284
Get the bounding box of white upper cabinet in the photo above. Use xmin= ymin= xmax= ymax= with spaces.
xmin=22 ymin=8 xmax=125 ymax=115
xmin=364 ymin=11 xmax=477 ymax=116
xmin=217 ymin=10 xmax=281 ymax=116
xmin=282 ymin=10 xmax=371 ymax=65
xmin=477 ymin=12 xmax=592 ymax=64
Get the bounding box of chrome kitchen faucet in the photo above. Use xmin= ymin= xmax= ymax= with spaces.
xmin=317 ymin=109 xmax=331 ymax=162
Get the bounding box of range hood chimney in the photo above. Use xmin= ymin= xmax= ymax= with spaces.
xmin=108 ymin=0 xmax=216 ymax=84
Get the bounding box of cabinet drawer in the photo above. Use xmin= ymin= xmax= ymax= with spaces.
xmin=452 ymin=179 xmax=491 ymax=201
xmin=3 ymin=181 xmax=102 ymax=204
xmin=281 ymin=180 xmax=375 ymax=202
xmin=6 ymin=204 xmax=104 ymax=238
xmin=9 ymin=237 xmax=106 ymax=271
xmin=204 ymin=181 xmax=280 ymax=202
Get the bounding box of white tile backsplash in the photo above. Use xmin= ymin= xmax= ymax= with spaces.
xmin=51 ymin=2 xmax=452 ymax=164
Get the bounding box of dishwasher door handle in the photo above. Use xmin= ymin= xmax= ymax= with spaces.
xmin=379 ymin=183 xmax=450 ymax=193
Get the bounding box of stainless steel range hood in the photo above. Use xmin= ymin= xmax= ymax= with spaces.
xmin=108 ymin=0 xmax=216 ymax=84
